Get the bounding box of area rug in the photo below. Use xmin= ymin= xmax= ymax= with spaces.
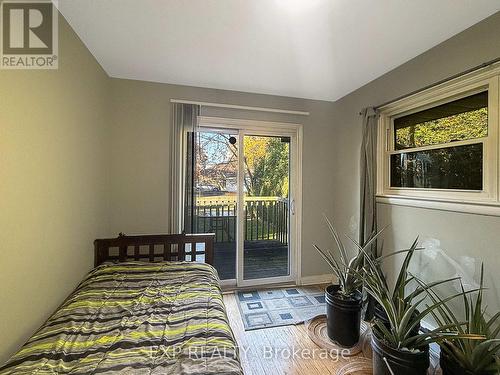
xmin=235 ymin=286 xmax=326 ymax=330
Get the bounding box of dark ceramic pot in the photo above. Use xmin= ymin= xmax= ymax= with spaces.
xmin=371 ymin=329 xmax=429 ymax=375
xmin=439 ymin=344 xmax=476 ymax=375
xmin=325 ymin=284 xmax=362 ymax=347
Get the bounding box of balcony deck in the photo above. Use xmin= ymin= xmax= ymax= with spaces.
xmin=212 ymin=240 xmax=288 ymax=280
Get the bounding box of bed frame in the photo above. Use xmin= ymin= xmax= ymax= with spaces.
xmin=94 ymin=233 xmax=215 ymax=267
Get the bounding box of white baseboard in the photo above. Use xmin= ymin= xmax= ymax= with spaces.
xmin=299 ymin=274 xmax=334 ymax=286
xmin=219 ymin=274 xmax=334 ymax=290
xmin=219 ymin=279 xmax=237 ymax=289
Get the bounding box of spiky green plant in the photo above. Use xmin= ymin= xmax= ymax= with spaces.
xmin=356 ymin=238 xmax=484 ymax=351
xmin=426 ymin=264 xmax=500 ymax=374
xmin=313 ymin=215 xmax=380 ymax=297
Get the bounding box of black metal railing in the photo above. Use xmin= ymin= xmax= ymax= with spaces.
xmin=194 ymin=197 xmax=288 ymax=244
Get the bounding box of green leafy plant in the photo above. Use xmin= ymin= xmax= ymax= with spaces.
xmin=427 ymin=264 xmax=500 ymax=374
xmin=357 ymin=238 xmax=483 ymax=350
xmin=313 ymin=215 xmax=378 ymax=297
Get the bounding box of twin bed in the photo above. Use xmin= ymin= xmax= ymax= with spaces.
xmin=0 ymin=234 xmax=243 ymax=374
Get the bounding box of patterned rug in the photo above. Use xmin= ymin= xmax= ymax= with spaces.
xmin=235 ymin=286 xmax=326 ymax=330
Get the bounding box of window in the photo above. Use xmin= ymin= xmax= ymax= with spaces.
xmin=391 ymin=92 xmax=487 ymax=191
xmin=377 ymin=68 xmax=500 ymax=211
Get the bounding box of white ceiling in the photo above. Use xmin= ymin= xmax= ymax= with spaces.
xmin=57 ymin=0 xmax=500 ymax=102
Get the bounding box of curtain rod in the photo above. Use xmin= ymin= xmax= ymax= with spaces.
xmin=360 ymin=56 xmax=500 ymax=115
xmin=170 ymin=99 xmax=310 ymax=116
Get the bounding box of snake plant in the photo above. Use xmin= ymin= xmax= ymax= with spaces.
xmin=356 ymin=238 xmax=484 ymax=351
xmin=426 ymin=264 xmax=500 ymax=374
xmin=313 ymin=215 xmax=381 ymax=297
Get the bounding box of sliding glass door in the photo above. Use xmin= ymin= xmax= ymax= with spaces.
xmin=242 ymin=135 xmax=290 ymax=281
xmin=186 ymin=119 xmax=300 ymax=287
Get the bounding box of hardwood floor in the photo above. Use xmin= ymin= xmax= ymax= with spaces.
xmin=223 ymin=289 xmax=362 ymax=375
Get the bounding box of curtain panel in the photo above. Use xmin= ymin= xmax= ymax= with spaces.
xmin=170 ymin=103 xmax=200 ymax=234
xmin=359 ymin=107 xmax=379 ymax=247
xmin=359 ymin=107 xmax=379 ymax=320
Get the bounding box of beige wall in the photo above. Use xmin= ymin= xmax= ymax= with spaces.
xmin=107 ymin=79 xmax=335 ymax=279
xmin=2 ymin=4 xmax=499 ymax=365
xmin=0 ymin=8 xmax=337 ymax=363
xmin=0 ymin=15 xmax=110 ymax=363
xmin=331 ymin=11 xmax=500 ymax=313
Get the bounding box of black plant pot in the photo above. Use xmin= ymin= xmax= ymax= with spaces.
xmin=325 ymin=284 xmax=362 ymax=347
xmin=374 ymin=302 xmax=421 ymax=336
xmin=371 ymin=329 xmax=429 ymax=375
xmin=373 ymin=302 xmax=390 ymax=327
xmin=439 ymin=344 xmax=475 ymax=375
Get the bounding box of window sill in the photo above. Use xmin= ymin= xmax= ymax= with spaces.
xmin=376 ymin=195 xmax=500 ymax=217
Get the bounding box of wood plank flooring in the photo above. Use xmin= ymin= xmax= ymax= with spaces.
xmin=223 ymin=289 xmax=362 ymax=375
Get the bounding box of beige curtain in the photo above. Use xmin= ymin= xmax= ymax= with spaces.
xmin=170 ymin=103 xmax=200 ymax=233
xmin=359 ymin=107 xmax=379 ymax=320
xmin=359 ymin=107 xmax=379 ymax=247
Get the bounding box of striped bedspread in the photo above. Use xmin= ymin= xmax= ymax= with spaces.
xmin=0 ymin=262 xmax=243 ymax=374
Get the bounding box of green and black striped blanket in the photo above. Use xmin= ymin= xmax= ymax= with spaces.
xmin=0 ymin=262 xmax=243 ymax=374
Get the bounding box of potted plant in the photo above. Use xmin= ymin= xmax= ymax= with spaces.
xmin=426 ymin=264 xmax=500 ymax=375
xmin=313 ymin=216 xmax=376 ymax=347
xmin=359 ymin=238 xmax=482 ymax=375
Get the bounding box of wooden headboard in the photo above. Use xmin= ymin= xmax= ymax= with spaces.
xmin=94 ymin=233 xmax=215 ymax=267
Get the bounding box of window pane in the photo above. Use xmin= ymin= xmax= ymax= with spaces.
xmin=394 ymin=92 xmax=488 ymax=150
xmin=390 ymin=143 xmax=483 ymax=190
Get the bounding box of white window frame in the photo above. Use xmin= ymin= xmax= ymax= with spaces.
xmin=377 ymin=64 xmax=500 ymax=215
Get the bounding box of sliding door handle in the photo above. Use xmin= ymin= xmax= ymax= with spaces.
xmin=290 ymin=198 xmax=295 ymax=216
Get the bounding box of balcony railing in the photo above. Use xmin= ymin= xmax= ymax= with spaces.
xmin=194 ymin=196 xmax=288 ymax=244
